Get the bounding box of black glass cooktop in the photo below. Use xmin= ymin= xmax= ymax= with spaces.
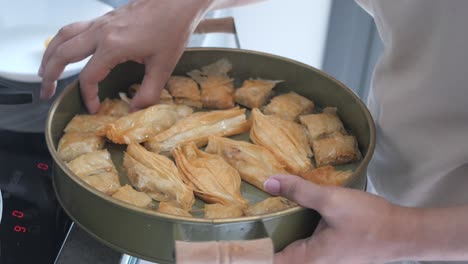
xmin=0 ymin=130 xmax=72 ymax=264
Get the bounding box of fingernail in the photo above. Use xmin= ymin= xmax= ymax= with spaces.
xmin=88 ymin=97 xmax=100 ymax=114
xmin=264 ymin=178 xmax=281 ymax=195
xmin=38 ymin=65 xmax=44 ymax=77
xmin=40 ymin=79 xmax=58 ymax=100
xmin=39 ymin=87 xmax=47 ymax=100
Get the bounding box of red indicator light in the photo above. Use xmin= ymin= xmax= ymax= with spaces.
xmin=37 ymin=163 xmax=49 ymax=171
xmin=14 ymin=225 xmax=27 ymax=233
xmin=12 ymin=210 xmax=24 ymax=218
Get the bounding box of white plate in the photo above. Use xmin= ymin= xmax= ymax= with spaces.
xmin=0 ymin=0 xmax=113 ymax=83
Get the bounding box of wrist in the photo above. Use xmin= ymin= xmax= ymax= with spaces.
xmin=177 ymin=0 xmax=217 ymax=31
xmin=380 ymin=205 xmax=425 ymax=262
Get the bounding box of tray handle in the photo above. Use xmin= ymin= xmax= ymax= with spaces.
xmin=174 ymin=220 xmax=273 ymax=263
xmin=175 ymin=238 xmax=274 ymax=264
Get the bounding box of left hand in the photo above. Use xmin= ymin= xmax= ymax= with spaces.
xmin=263 ymin=174 xmax=414 ymax=264
xmin=39 ymin=0 xmax=213 ymax=113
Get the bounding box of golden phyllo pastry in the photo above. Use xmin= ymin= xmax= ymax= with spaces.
xmin=187 ymin=58 xmax=235 ymax=109
xmin=145 ymin=107 xmax=250 ymax=155
xmin=157 ymin=202 xmax=193 ymax=217
xmin=299 ymin=107 xmax=346 ymax=144
xmin=172 ymin=142 xmax=249 ymax=209
xmin=204 ymin=203 xmax=244 ymax=219
xmin=123 ymin=144 xmax=194 ymax=211
xmin=97 ymin=98 xmax=129 ymax=117
xmin=64 ymin=114 xmax=117 ymax=133
xmin=250 ymin=108 xmax=313 ymax=176
xmin=58 ymin=132 xmax=105 ymax=162
xmin=244 ymin=197 xmax=296 ymax=216
xmin=267 ymin=114 xmax=313 ymax=156
xmin=263 ymin=92 xmax=314 ymax=121
xmin=166 ymin=76 xmax=202 ymax=109
xmin=234 ymin=79 xmax=281 ymax=109
xmin=128 ymin=83 xmax=175 ymax=104
xmin=302 ymin=165 xmax=353 ymax=186
xmin=131 ymin=83 xmax=174 ymax=105
xmin=100 ymin=104 xmax=193 ymax=144
xmin=312 ymin=133 xmax=361 ymax=167
xmin=112 ymin=184 xmax=152 ymax=208
xmin=67 ymin=150 xmax=120 ymax=195
xmin=205 ymin=136 xmax=287 ymax=192
xmin=159 ymin=89 xmax=175 ymax=105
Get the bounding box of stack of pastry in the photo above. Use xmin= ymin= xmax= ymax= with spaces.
xmin=57 ymin=58 xmax=362 ymax=219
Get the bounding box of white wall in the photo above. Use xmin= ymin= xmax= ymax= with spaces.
xmin=202 ymin=0 xmax=332 ymax=69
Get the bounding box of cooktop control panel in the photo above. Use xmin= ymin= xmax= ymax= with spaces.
xmin=0 ymin=131 xmax=71 ymax=264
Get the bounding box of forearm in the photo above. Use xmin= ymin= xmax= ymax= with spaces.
xmin=185 ymin=0 xmax=266 ymax=25
xmin=389 ymin=205 xmax=468 ymax=261
xmin=187 ymin=0 xmax=266 ymax=33
xmin=209 ymin=0 xmax=267 ymax=10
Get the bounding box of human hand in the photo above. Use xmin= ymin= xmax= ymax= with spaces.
xmin=264 ymin=174 xmax=415 ymax=264
xmin=39 ymin=0 xmax=213 ymax=113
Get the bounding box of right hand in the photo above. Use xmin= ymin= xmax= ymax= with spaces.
xmin=264 ymin=174 xmax=415 ymax=264
xmin=39 ymin=0 xmax=213 ymax=113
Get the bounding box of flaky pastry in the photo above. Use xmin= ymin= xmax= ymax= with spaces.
xmin=250 ymin=108 xmax=313 ymax=175
xmin=123 ymin=144 xmax=194 ymax=211
xmin=145 ymin=107 xmax=250 ymax=155
xmin=205 ymin=136 xmax=287 ymax=191
xmin=100 ymin=104 xmax=193 ymax=144
xmin=172 ymin=142 xmax=249 ymax=209
xmin=187 ymin=58 xmax=235 ymax=109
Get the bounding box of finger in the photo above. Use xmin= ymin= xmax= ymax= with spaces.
xmin=312 ymin=220 xmax=327 ymax=236
xmin=39 ymin=21 xmax=92 ymax=76
xmin=40 ymin=32 xmax=97 ymax=100
xmin=79 ymin=48 xmax=121 ymax=113
xmin=129 ymin=58 xmax=172 ymax=111
xmin=274 ymin=238 xmax=308 ymax=264
xmin=264 ymin=174 xmax=329 ymax=212
xmin=274 ymin=233 xmax=330 ymax=264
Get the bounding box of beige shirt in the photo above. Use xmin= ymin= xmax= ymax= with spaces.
xmin=356 ymin=1 xmax=468 ymax=263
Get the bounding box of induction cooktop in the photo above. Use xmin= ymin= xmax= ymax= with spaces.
xmin=0 ymin=130 xmax=72 ymax=264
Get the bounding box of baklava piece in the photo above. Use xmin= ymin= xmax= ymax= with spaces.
xmin=97 ymin=98 xmax=129 ymax=117
xmin=187 ymin=58 xmax=235 ymax=109
xmin=166 ymin=76 xmax=202 ymax=109
xmin=172 ymin=142 xmax=249 ymax=209
xmin=299 ymin=107 xmax=346 ymax=144
xmin=312 ymin=133 xmax=361 ymax=167
xmin=112 ymin=184 xmax=153 ymax=209
xmin=67 ymin=150 xmax=120 ymax=195
xmin=302 ymin=165 xmax=353 ymax=186
xmin=145 ymin=107 xmax=250 ymax=155
xmin=204 ymin=203 xmax=244 ymax=219
xmin=244 ymin=197 xmax=296 ymax=216
xmin=58 ymin=132 xmax=105 ymax=162
xmin=64 ymin=114 xmax=117 ymax=133
xmin=99 ymin=104 xmax=193 ymax=144
xmin=250 ymin=108 xmax=313 ymax=176
xmin=159 ymin=89 xmax=174 ymax=105
xmin=205 ymin=136 xmax=287 ymax=192
xmin=123 ymin=144 xmax=195 ymax=211
xmin=263 ymin=92 xmax=314 ymax=121
xmin=129 ymin=83 xmax=173 ymax=104
xmin=234 ymin=79 xmax=281 ymax=109
xmin=157 ymin=202 xmax=193 ymax=217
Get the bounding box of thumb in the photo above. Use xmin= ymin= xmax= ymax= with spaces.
xmin=129 ymin=59 xmax=170 ymax=112
xmin=263 ymin=174 xmax=329 ymax=212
